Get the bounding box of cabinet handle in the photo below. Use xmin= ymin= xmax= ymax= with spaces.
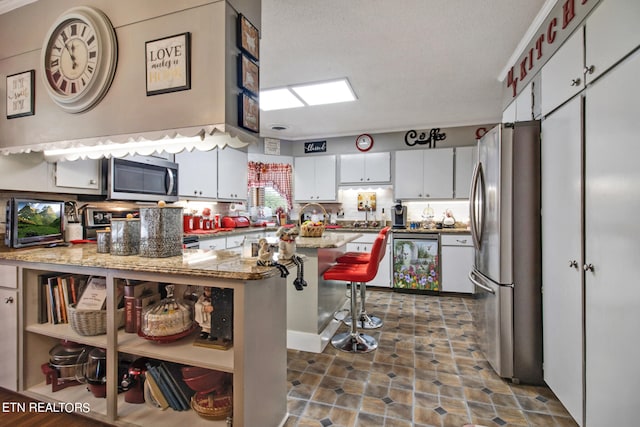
xmin=570 ymin=78 xmax=581 ymax=87
xmin=89 ymin=179 xmax=97 ymax=185
xmin=583 ymin=263 xmax=595 ymax=272
xmin=584 ymin=65 xmax=595 ymax=75
xmin=456 ymin=239 xmax=468 ymax=244
xmin=4 ymin=297 xmax=14 ymax=304
xmin=569 ymin=260 xmax=579 ymax=269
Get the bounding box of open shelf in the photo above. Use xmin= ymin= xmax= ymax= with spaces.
xmin=26 ymin=323 xmax=109 ymax=348
xmin=24 ymin=380 xmax=108 ymax=418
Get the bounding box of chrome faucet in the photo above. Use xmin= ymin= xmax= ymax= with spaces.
xmin=364 ymin=205 xmax=370 ymax=227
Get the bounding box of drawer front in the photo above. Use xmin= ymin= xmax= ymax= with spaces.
xmin=0 ymin=265 xmax=17 ymax=289
xmin=199 ymin=237 xmax=226 ymax=250
xmin=441 ymin=234 xmax=472 ymax=246
xmin=226 ymin=235 xmax=246 ymax=248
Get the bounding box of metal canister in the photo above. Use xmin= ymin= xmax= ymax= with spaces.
xmin=110 ymin=218 xmax=140 ymax=256
xmin=96 ymin=229 xmax=111 ymax=253
xmin=139 ymin=206 xmax=183 ymax=257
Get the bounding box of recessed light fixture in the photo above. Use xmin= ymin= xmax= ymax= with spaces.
xmin=259 ymin=78 xmax=357 ymax=111
xmin=291 ymin=78 xmax=356 ymax=106
xmin=260 ymin=88 xmax=304 ymax=111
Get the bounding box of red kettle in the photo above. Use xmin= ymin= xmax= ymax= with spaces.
xmin=121 ymin=357 xmax=149 ymax=404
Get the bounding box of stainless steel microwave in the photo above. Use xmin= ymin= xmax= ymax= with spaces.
xmin=108 ymin=156 xmax=179 ymax=202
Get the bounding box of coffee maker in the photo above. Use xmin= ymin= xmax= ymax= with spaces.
xmin=392 ymin=200 xmax=407 ymax=229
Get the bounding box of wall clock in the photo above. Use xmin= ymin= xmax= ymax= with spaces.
xmin=355 ymin=133 xmax=374 ymax=152
xmin=41 ymin=6 xmax=118 ymax=113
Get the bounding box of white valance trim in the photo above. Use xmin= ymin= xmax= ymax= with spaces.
xmin=0 ymin=124 xmax=257 ymax=161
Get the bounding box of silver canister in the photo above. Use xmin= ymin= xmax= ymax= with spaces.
xmin=139 ymin=206 xmax=183 ymax=257
xmin=110 ymin=218 xmax=140 ymax=256
xmin=96 ymin=229 xmax=111 ymax=253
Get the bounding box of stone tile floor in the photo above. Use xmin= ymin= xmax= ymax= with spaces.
xmin=285 ymin=291 xmax=577 ymax=427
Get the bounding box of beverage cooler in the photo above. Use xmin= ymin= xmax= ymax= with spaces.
xmin=392 ymin=232 xmax=440 ymax=292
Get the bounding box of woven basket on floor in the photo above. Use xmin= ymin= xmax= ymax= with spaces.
xmin=68 ymin=304 xmax=125 ymax=336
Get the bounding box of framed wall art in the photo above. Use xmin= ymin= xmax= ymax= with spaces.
xmin=145 ymin=32 xmax=191 ymax=96
xmin=238 ymin=53 xmax=259 ymax=97
xmin=237 ymin=14 xmax=259 ymax=61
xmin=238 ymin=92 xmax=259 ymax=133
xmin=6 ymin=70 xmax=35 ymax=119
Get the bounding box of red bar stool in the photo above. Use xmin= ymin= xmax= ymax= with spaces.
xmin=323 ymin=234 xmax=386 ymax=353
xmin=335 ymin=226 xmax=390 ymax=330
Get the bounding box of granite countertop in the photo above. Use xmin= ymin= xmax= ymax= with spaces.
xmin=295 ymin=232 xmax=362 ymax=249
xmin=0 ymin=244 xmax=301 ymax=281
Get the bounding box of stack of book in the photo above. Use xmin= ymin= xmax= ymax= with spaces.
xmin=123 ymin=280 xmax=160 ymax=334
xmin=38 ymin=274 xmax=89 ymax=324
xmin=145 ymin=362 xmax=195 ymax=411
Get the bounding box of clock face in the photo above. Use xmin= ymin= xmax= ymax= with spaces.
xmin=45 ymin=19 xmax=99 ymax=97
xmin=356 ymin=134 xmax=374 ymax=152
xmin=41 ymin=7 xmax=117 ymax=113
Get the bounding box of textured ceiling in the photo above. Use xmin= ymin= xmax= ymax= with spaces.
xmin=260 ymin=0 xmax=547 ymax=140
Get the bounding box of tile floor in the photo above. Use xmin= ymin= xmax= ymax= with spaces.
xmin=285 ymin=290 xmax=578 ymax=427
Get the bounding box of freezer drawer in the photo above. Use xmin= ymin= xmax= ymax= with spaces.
xmin=469 ymin=269 xmax=514 ymax=379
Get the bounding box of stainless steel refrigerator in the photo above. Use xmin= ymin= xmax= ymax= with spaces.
xmin=468 ymin=121 xmax=543 ymax=385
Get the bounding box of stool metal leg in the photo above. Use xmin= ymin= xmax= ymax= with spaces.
xmin=342 ymin=282 xmax=383 ymax=330
xmin=331 ymin=281 xmax=378 ymax=353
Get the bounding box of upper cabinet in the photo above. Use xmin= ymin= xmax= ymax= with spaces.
xmin=294 ymin=155 xmax=336 ymax=202
xmin=175 ymin=147 xmax=247 ymax=201
xmin=339 ymin=152 xmax=391 ymax=184
xmin=54 ymin=159 xmax=103 ymax=194
xmin=395 ymin=148 xmax=453 ymax=200
xmin=454 ymin=146 xmax=477 ymax=199
xmin=217 ymin=148 xmax=248 ymax=201
xmin=585 ymin=0 xmax=640 ymax=83
xmin=175 ymin=149 xmax=218 ymax=199
xmin=541 ymin=28 xmax=585 ymax=116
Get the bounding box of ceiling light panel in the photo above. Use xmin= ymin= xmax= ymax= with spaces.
xmin=259 ymin=88 xmax=304 ymax=111
xmin=291 ymin=78 xmax=356 ymax=106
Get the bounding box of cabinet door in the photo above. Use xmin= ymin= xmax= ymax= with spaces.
xmin=0 ymin=152 xmax=50 ymax=192
xmin=313 ymin=155 xmax=336 ymax=201
xmin=294 ymin=156 xmax=316 ymax=201
xmin=339 ymin=154 xmax=365 ymax=183
xmin=370 ymin=243 xmax=391 ymax=287
xmin=541 ymin=96 xmax=583 ymax=426
xmin=199 ymin=237 xmax=226 ymax=250
xmin=502 ymin=100 xmax=516 ymax=123
xmin=55 ymin=159 xmax=101 ymax=191
xmin=175 ymin=149 xmax=218 ymax=198
xmin=441 ymin=234 xmax=473 ymax=293
xmin=217 ymin=148 xmax=248 ymax=200
xmin=423 ymin=148 xmax=453 ymax=198
xmin=394 ymin=150 xmax=424 ymax=199
xmin=515 ymin=82 xmax=533 ymax=122
xmin=585 ymin=0 xmax=640 ymax=82
xmin=454 ymin=146 xmax=476 ymax=199
xmin=584 ymin=50 xmax=640 ymax=427
xmin=0 ymin=288 xmax=18 ymax=391
xmin=364 ymin=152 xmax=391 ymax=183
xmin=541 ymin=28 xmax=584 ymax=116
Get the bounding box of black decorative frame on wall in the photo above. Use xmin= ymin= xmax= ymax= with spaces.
xmin=6 ymin=70 xmax=35 ymax=119
xmin=238 ymin=92 xmax=259 ymax=133
xmin=237 ymin=14 xmax=259 ymax=61
xmin=145 ymin=32 xmax=191 ymax=96
xmin=238 ymin=53 xmax=259 ymax=97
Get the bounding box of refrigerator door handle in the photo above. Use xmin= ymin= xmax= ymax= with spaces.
xmin=468 ymin=270 xmax=495 ymax=294
xmin=470 ymin=162 xmax=484 ymax=250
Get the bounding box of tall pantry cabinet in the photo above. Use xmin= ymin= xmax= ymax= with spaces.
xmin=540 ymin=1 xmax=640 ymax=426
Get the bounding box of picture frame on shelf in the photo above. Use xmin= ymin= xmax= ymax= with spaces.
xmin=6 ymin=70 xmax=35 ymax=119
xmin=145 ymin=32 xmax=191 ymax=96
xmin=237 ymin=14 xmax=259 ymax=61
xmin=238 ymin=92 xmax=259 ymax=133
xmin=238 ymin=53 xmax=259 ymax=97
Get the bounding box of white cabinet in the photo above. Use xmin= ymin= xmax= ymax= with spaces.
xmin=502 ymin=100 xmax=516 ymax=123
xmin=541 ymin=96 xmax=583 ymax=426
xmin=0 ymin=265 xmax=18 ymax=391
xmin=454 ymin=146 xmax=476 ymax=199
xmin=585 ymin=0 xmax=640 ymax=83
xmin=175 ymin=149 xmax=218 ymax=199
xmin=294 ymin=155 xmax=336 ymax=201
xmin=339 ymin=152 xmax=390 ymax=184
xmin=583 ymin=48 xmax=640 ymax=427
xmin=217 ymin=148 xmax=248 ymax=201
xmin=541 ymin=28 xmax=584 ymax=116
xmin=440 ymin=234 xmax=473 ymax=293
xmin=515 ymin=82 xmax=533 ymax=122
xmin=395 ymin=148 xmax=453 ymax=200
xmin=0 ymin=152 xmax=50 ymax=192
xmin=198 ymin=236 xmax=226 ymax=250
xmin=54 ymin=159 xmax=103 ymax=193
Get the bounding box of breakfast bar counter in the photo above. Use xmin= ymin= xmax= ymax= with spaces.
xmin=286 ymin=232 xmax=362 ymax=353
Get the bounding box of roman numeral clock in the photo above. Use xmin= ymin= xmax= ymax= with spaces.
xmin=41 ymin=6 xmax=117 ymax=113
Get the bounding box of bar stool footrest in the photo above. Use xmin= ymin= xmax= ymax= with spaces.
xmin=331 ymin=332 xmax=378 ymax=353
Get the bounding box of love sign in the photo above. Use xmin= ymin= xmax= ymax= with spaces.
xmin=145 ymin=32 xmax=191 ymax=96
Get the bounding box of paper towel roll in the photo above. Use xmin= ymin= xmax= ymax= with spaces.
xmin=65 ymin=223 xmax=83 ymax=242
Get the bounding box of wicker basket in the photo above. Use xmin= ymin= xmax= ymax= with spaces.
xmin=68 ymin=304 xmax=125 ymax=336
xmin=191 ymin=392 xmax=233 ymax=420
xmin=299 ymin=203 xmax=327 ymax=237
